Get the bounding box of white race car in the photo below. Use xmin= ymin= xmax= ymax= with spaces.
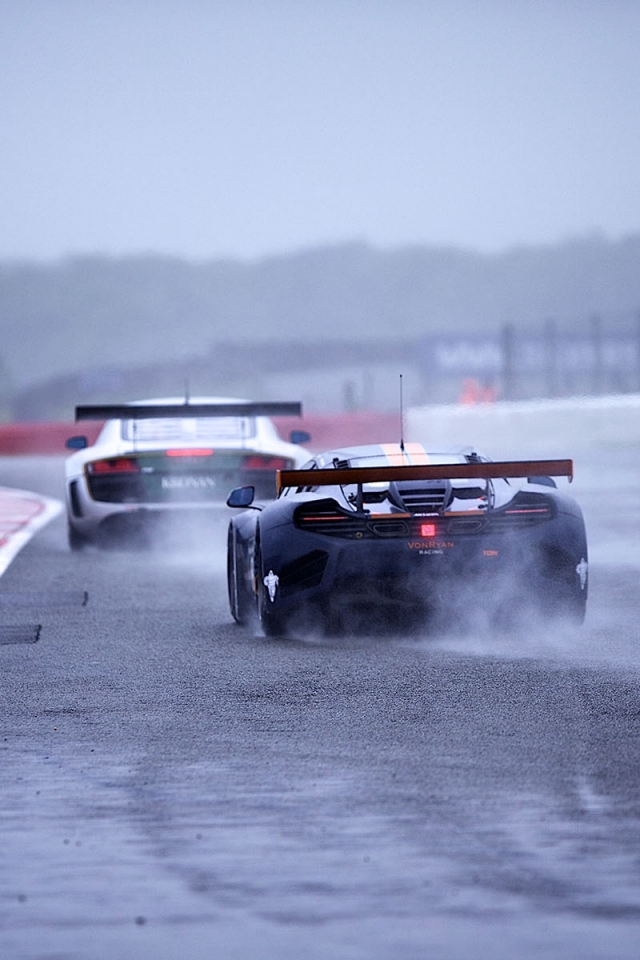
xmin=64 ymin=397 xmax=310 ymax=549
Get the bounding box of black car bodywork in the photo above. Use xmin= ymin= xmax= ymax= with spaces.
xmin=226 ymin=444 xmax=588 ymax=635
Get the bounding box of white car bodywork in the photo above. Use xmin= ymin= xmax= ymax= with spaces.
xmin=64 ymin=396 xmax=310 ymax=548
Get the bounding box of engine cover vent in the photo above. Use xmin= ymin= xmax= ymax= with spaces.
xmin=394 ymin=480 xmax=451 ymax=515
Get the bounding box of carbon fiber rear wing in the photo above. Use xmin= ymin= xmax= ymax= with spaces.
xmin=276 ymin=459 xmax=573 ymax=493
xmin=75 ymin=402 xmax=302 ymax=421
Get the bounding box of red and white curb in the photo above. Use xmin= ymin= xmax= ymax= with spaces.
xmin=0 ymin=487 xmax=63 ymax=577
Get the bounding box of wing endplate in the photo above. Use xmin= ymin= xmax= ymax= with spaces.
xmin=75 ymin=402 xmax=303 ymax=422
xmin=277 ymin=459 xmax=574 ymax=492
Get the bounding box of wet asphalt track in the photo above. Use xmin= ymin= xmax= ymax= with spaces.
xmin=1 ymin=455 xmax=639 ymax=960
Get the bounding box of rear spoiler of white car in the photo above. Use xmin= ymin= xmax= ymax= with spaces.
xmin=75 ymin=402 xmax=303 ymax=421
xmin=276 ymin=459 xmax=574 ymax=493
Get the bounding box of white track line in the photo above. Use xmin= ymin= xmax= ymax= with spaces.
xmin=0 ymin=487 xmax=63 ymax=577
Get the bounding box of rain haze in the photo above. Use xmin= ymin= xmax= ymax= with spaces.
xmin=2 ymin=0 xmax=640 ymax=261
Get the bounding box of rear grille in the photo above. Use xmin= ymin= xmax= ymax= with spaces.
xmin=295 ymin=494 xmax=555 ymax=540
xmin=295 ymin=513 xmax=368 ymax=537
xmin=87 ymin=472 xmax=229 ymax=504
xmin=446 ymin=517 xmax=486 ymax=534
xmin=295 ymin=511 xmax=411 ymax=540
xmin=488 ymin=492 xmax=555 ymax=530
xmin=88 ymin=475 xmax=145 ymax=503
xmin=396 ymin=484 xmax=450 ymax=514
xmin=370 ymin=520 xmax=410 ymax=537
xmin=488 ymin=508 xmax=553 ymax=531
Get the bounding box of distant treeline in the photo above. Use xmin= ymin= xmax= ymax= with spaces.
xmin=1 ymin=234 xmax=639 ymax=408
xmin=13 ymin=319 xmax=640 ymax=420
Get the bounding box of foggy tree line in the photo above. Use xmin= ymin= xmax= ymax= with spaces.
xmin=8 ymin=312 xmax=640 ymax=421
xmin=1 ymin=233 xmax=640 ymax=417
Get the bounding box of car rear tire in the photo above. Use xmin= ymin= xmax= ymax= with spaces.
xmin=67 ymin=522 xmax=88 ymax=552
xmin=549 ymin=557 xmax=588 ymax=625
xmin=532 ymin=544 xmax=588 ymax=626
xmin=227 ymin=525 xmax=253 ymax=624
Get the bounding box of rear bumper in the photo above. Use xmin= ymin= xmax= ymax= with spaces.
xmin=260 ymin=518 xmax=588 ymax=615
xmin=66 ymin=479 xmax=229 ymax=540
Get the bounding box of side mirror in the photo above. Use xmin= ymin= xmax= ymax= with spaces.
xmin=289 ymin=430 xmax=311 ymax=445
xmin=66 ymin=435 xmax=88 ymax=450
xmin=226 ymin=485 xmax=255 ymax=508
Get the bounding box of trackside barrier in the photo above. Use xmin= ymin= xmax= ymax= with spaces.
xmin=1 ymin=400 xmax=638 ymax=456
xmin=0 ymin=422 xmax=102 ymax=455
xmin=0 ymin=413 xmax=399 ymax=456
xmin=406 ymin=394 xmax=640 ymax=457
xmin=2 ymin=400 xmax=638 ymax=456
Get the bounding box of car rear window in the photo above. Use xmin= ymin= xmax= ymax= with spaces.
xmin=121 ymin=416 xmax=257 ymax=442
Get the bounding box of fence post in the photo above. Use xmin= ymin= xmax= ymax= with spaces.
xmin=591 ymin=314 xmax=603 ymax=395
xmin=544 ymin=318 xmax=558 ymax=398
xmin=501 ymin=324 xmax=515 ymax=400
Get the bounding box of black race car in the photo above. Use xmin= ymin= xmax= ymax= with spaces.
xmin=226 ymin=442 xmax=588 ymax=635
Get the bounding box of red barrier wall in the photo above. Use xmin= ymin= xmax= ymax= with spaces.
xmin=0 ymin=422 xmax=102 ymax=455
xmin=0 ymin=413 xmax=400 ymax=456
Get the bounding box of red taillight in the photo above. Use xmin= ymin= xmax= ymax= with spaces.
xmin=242 ymin=455 xmax=289 ymax=470
xmin=88 ymin=458 xmax=140 ymax=474
xmin=165 ymin=448 xmax=214 ymax=457
xmin=420 ymin=522 xmax=437 ymax=537
xmin=299 ymin=514 xmax=347 ymax=522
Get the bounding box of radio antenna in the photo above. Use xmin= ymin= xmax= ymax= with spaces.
xmin=399 ymin=374 xmax=405 ymax=452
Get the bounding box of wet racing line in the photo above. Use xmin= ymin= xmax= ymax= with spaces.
xmin=2 ymin=452 xmax=640 ymax=960
xmin=0 ymin=486 xmax=62 ymax=577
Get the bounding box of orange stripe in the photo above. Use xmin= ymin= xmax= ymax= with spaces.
xmin=380 ymin=442 xmax=429 ymax=466
xmin=380 ymin=443 xmax=404 ymax=465
xmin=404 ymin=442 xmax=429 ymax=465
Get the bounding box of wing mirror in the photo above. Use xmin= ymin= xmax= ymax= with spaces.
xmin=226 ymin=485 xmax=256 ymax=508
xmin=65 ymin=435 xmax=88 ymax=450
xmin=289 ymin=430 xmax=311 ymax=445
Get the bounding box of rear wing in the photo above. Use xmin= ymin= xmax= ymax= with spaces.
xmin=75 ymin=401 xmax=302 ymax=422
xmin=276 ymin=459 xmax=573 ymax=493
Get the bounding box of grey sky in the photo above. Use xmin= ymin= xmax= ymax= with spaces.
xmin=2 ymin=0 xmax=639 ymax=262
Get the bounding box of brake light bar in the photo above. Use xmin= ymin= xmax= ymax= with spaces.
xmin=299 ymin=514 xmax=349 ymax=522
xmin=277 ymin=459 xmax=573 ymax=492
xmin=87 ymin=457 xmax=140 ymax=474
xmin=165 ymin=448 xmax=213 ymax=457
